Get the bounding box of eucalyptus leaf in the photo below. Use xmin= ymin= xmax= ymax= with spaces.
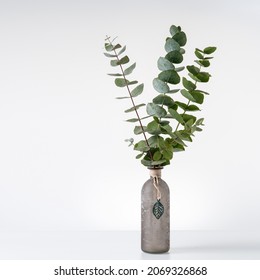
xmin=169 ymin=25 xmax=179 ymax=36
xmin=127 ymin=80 xmax=138 ymax=85
xmin=146 ymin=121 xmax=162 ymax=135
xmin=197 ymin=72 xmax=210 ymax=82
xmin=117 ymin=55 xmax=130 ymax=65
xmin=134 ymin=140 xmax=150 ymax=152
xmin=168 ymin=108 xmax=184 ymax=123
xmin=108 ymin=73 xmax=123 ymax=76
xmin=175 ymin=66 xmax=185 ymax=72
xmin=115 ymin=78 xmax=129 ymax=87
xmin=182 ymin=114 xmax=197 ymax=124
xmin=157 ymin=57 xmax=175 ymax=71
xmin=148 ymin=136 xmax=159 ymax=147
xmin=105 ymin=43 xmax=113 ymax=51
xmin=110 ymin=60 xmax=118 ymax=67
xmin=134 ymin=126 xmax=146 ymax=135
xmin=203 ymin=46 xmax=217 ymax=54
xmin=112 ymin=44 xmax=121 ymax=50
xmin=162 ymin=149 xmax=173 ymax=160
xmin=187 ymin=65 xmax=200 ymax=75
xmin=136 ymin=153 xmax=144 ymax=159
xmin=191 ymin=91 xmax=204 ymax=104
xmin=131 ymin=84 xmax=144 ymax=97
xmin=165 ymin=38 xmax=180 ymax=52
xmin=104 ymin=52 xmax=117 ymax=58
xmin=115 ymin=78 xmax=137 ymax=87
xmin=165 ymin=51 xmax=183 ymax=64
xmin=196 ymin=59 xmax=210 ymax=67
xmin=158 ymin=70 xmax=180 ymax=85
xmin=196 ymin=118 xmax=204 ymax=125
xmin=188 ymin=73 xmax=201 ymax=82
xmin=172 ymin=31 xmax=187 ymax=46
xmin=186 ymin=104 xmax=200 ymax=111
xmin=182 ymin=77 xmax=196 ymax=91
xmin=146 ymin=103 xmax=167 ymax=118
xmin=168 ymin=89 xmax=180 ymax=94
xmin=173 ymin=143 xmax=185 ymax=152
xmin=125 ymin=118 xmax=139 ymax=123
xmin=118 ymin=45 xmax=126 ymax=55
xmin=195 ymin=50 xmax=204 ymax=59
xmin=152 ymin=94 xmax=175 ymax=107
xmin=125 ymin=103 xmax=145 ymax=113
xmin=153 ymin=78 xmax=170 ymax=93
xmin=181 ymin=89 xmax=196 ymax=102
xmin=175 ymin=101 xmax=187 ymax=110
xmin=116 ymin=96 xmax=130 ymax=99
xmin=153 ymin=151 xmax=162 ymax=161
xmin=124 ymin=63 xmax=136 ymax=75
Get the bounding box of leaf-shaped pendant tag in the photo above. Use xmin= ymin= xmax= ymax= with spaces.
xmin=153 ymin=199 xmax=164 ymax=219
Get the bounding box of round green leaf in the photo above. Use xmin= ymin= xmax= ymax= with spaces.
xmin=186 ymin=65 xmax=200 ymax=75
xmin=169 ymin=25 xmax=179 ymax=36
xmin=134 ymin=140 xmax=150 ymax=152
xmin=153 ymin=78 xmax=170 ymax=93
xmin=147 ymin=120 xmax=161 ymax=135
xmin=165 ymin=38 xmax=180 ymax=52
xmin=191 ymin=91 xmax=204 ymax=104
xmin=115 ymin=78 xmax=128 ymax=87
xmin=146 ymin=103 xmax=167 ymax=118
xmin=165 ymin=51 xmax=183 ymax=64
xmin=197 ymin=72 xmax=210 ymax=82
xmin=152 ymin=94 xmax=175 ymax=107
xmin=172 ymin=31 xmax=187 ymax=47
xmin=158 ymin=70 xmax=180 ymax=85
xmin=153 ymin=151 xmax=162 ymax=161
xmin=157 ymin=57 xmax=175 ymax=71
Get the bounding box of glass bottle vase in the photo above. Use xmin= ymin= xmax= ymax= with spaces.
xmin=141 ymin=167 xmax=170 ymax=253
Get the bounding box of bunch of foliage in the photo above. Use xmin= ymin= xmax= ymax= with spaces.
xmin=104 ymin=25 xmax=216 ymax=167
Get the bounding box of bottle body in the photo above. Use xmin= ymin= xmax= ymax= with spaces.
xmin=141 ymin=168 xmax=170 ymax=253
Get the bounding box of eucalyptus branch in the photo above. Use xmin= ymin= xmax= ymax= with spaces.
xmin=105 ymin=36 xmax=153 ymax=161
xmin=104 ymin=26 xmax=216 ymax=167
xmin=175 ymin=64 xmax=202 ymax=131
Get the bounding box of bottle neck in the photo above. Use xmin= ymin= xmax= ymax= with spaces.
xmin=149 ymin=168 xmax=162 ymax=178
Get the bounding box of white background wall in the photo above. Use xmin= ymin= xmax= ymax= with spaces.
xmin=0 ymin=0 xmax=259 ymax=232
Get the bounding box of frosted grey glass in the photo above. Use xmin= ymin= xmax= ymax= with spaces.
xmin=141 ymin=174 xmax=170 ymax=253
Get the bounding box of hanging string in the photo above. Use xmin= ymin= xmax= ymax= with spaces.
xmin=150 ymin=169 xmax=162 ymax=200
xmin=152 ymin=176 xmax=161 ymax=200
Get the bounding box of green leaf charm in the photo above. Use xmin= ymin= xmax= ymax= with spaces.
xmin=153 ymin=199 xmax=164 ymax=219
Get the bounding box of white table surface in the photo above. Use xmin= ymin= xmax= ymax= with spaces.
xmin=0 ymin=230 xmax=259 ymax=260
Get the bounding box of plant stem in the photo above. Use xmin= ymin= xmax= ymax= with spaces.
xmin=106 ymin=36 xmax=153 ymax=161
